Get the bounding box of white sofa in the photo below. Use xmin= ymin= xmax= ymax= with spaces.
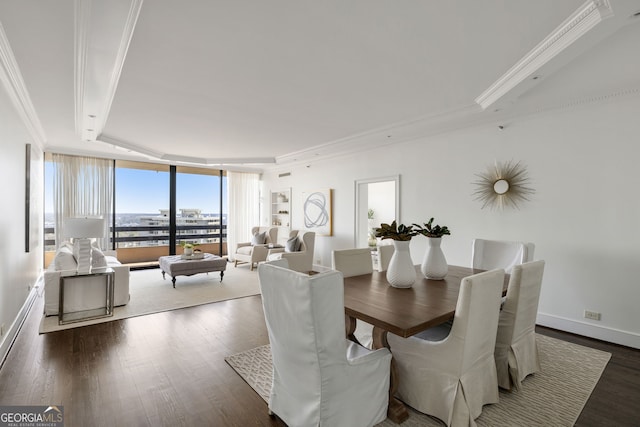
xmin=44 ymin=243 xmax=130 ymax=316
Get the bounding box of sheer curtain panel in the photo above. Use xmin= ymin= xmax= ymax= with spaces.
xmin=227 ymin=171 xmax=260 ymax=261
xmin=52 ymin=154 xmax=113 ymax=249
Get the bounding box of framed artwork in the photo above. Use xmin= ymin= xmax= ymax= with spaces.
xmin=25 ymin=143 xmax=42 ymax=252
xmin=25 ymin=144 xmax=31 ymax=252
xmin=302 ymin=188 xmax=333 ymax=236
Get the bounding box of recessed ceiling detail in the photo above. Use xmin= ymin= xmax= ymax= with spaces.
xmin=75 ymin=0 xmax=143 ymax=143
xmin=1 ymin=1 xmax=638 ymax=168
xmin=475 ymin=0 xmax=614 ymax=110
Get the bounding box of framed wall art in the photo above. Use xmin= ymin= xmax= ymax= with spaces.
xmin=302 ymin=188 xmax=333 ymax=236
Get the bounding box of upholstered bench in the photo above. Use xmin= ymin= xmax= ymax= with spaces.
xmin=158 ymin=253 xmax=227 ymax=288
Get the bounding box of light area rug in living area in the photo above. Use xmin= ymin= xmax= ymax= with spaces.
xmin=39 ymin=265 xmax=261 ymax=334
xmin=225 ymin=334 xmax=611 ymax=427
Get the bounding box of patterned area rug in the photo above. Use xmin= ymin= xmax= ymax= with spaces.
xmin=225 ymin=334 xmax=611 ymax=426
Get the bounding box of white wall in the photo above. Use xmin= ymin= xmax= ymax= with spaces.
xmin=368 ymin=181 xmax=396 ymax=226
xmin=262 ymin=94 xmax=640 ymax=348
xmin=0 ymin=88 xmax=43 ymax=357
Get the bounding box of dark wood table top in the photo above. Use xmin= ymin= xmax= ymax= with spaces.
xmin=343 ymin=264 xmax=509 ymax=338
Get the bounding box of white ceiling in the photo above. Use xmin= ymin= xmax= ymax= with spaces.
xmin=1 ymin=0 xmax=639 ymax=170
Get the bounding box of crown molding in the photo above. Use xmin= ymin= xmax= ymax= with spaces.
xmin=98 ymin=0 xmax=144 ymax=132
xmin=75 ymin=0 xmax=144 ymax=142
xmin=99 ymin=133 xmax=164 ymax=158
xmin=74 ymin=0 xmax=90 ymax=138
xmin=475 ymin=0 xmax=614 ymax=110
xmin=274 ymin=103 xmax=483 ymax=167
xmin=99 ymin=133 xmax=275 ymax=166
xmin=0 ymin=21 xmax=46 ymax=146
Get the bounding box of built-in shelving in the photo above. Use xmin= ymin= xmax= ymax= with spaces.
xmin=270 ymin=188 xmax=291 ymax=245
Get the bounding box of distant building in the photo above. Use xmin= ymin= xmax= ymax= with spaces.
xmin=125 ymin=209 xmax=225 ymax=248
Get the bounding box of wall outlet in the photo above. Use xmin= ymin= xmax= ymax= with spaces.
xmin=584 ymin=310 xmax=601 ymax=321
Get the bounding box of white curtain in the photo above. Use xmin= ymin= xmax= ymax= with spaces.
xmin=53 ymin=154 xmax=113 ymax=249
xmin=227 ymin=171 xmax=260 ymax=261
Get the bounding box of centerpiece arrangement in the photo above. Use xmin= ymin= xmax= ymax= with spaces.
xmin=180 ymin=241 xmax=200 ymax=256
xmin=374 ymin=221 xmax=418 ymax=288
xmin=413 ymin=218 xmax=451 ymax=280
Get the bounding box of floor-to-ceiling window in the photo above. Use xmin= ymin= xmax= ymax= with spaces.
xmin=114 ymin=160 xmax=171 ymax=265
xmin=176 ymin=165 xmax=227 ymax=257
xmin=44 ymin=156 xmax=227 ymax=267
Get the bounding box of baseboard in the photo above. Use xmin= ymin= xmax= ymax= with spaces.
xmin=0 ymin=281 xmax=39 ymax=368
xmin=537 ymin=312 xmax=640 ymax=349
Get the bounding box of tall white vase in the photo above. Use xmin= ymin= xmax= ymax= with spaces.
xmin=386 ymin=240 xmax=416 ymax=288
xmin=421 ymin=237 xmax=448 ymax=280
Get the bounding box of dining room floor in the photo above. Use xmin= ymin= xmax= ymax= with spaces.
xmin=0 ymin=294 xmax=638 ymax=426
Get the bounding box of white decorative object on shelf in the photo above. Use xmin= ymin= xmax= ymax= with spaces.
xmin=271 ymin=188 xmax=292 ymax=246
xmin=386 ymin=240 xmax=416 ymax=288
xmin=421 ymin=237 xmax=448 ymax=280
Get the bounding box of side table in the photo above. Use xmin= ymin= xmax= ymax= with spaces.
xmin=59 ymin=267 xmax=115 ymax=325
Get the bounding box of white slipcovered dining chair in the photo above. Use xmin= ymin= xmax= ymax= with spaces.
xmin=387 ymin=269 xmax=505 ymax=427
xmin=234 ymin=226 xmax=278 ymax=270
xmin=331 ymin=248 xmax=373 ymax=277
xmin=495 ymin=260 xmax=545 ymax=390
xmin=471 ymin=238 xmax=534 ymax=273
xmin=331 ymin=248 xmax=375 ymax=348
xmin=377 ymin=244 xmax=395 ymax=272
xmin=258 ymin=263 xmax=392 ymax=427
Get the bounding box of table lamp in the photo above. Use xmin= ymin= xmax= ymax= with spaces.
xmin=63 ymin=217 xmax=106 ymax=274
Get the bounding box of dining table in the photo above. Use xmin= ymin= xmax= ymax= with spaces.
xmin=343 ymin=264 xmax=509 ymax=424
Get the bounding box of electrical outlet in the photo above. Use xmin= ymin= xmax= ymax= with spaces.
xmin=584 ymin=310 xmax=601 ymax=321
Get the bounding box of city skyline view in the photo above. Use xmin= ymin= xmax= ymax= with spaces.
xmin=44 ymin=163 xmax=227 ymax=217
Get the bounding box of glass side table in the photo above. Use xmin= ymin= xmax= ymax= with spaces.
xmin=58 ymin=267 xmax=115 ymax=325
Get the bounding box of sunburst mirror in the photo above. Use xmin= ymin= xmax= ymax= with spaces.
xmin=472 ymin=160 xmax=535 ymax=210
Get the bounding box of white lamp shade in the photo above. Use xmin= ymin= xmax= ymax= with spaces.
xmin=64 ymin=217 xmax=106 ymax=238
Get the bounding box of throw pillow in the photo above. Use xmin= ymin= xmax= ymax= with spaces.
xmin=251 ymin=231 xmax=267 ymax=246
xmin=285 ymin=235 xmax=301 ymax=252
xmin=91 ymin=246 xmax=108 ymax=268
xmin=53 ymin=246 xmax=77 ymax=271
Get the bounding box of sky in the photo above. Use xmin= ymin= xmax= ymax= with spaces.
xmin=45 ymin=164 xmax=227 ymax=214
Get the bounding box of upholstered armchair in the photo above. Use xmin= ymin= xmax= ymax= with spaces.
xmin=257 ymin=263 xmax=392 ymax=426
xmin=234 ymin=226 xmax=278 ymax=271
xmin=266 ymin=230 xmax=315 ymax=273
xmin=387 ymin=269 xmax=505 ymax=427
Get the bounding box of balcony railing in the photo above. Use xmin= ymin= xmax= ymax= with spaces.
xmin=44 ymin=224 xmax=227 ymax=267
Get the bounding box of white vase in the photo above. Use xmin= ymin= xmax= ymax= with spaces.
xmin=184 ymin=247 xmax=193 ymax=256
xmin=421 ymin=237 xmax=448 ymax=280
xmin=386 ymin=240 xmax=416 ymax=288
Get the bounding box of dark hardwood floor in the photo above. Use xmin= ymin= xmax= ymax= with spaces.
xmin=1 ymin=293 xmax=638 ymax=426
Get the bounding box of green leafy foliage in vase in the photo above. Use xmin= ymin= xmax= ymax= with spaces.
xmin=180 ymin=241 xmax=200 ymax=249
xmin=374 ymin=220 xmax=418 ymax=241
xmin=413 ymin=218 xmax=451 ymax=238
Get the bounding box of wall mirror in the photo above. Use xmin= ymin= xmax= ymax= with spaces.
xmin=354 ymin=175 xmax=400 ymax=248
xmin=472 ymin=160 xmax=534 ymax=210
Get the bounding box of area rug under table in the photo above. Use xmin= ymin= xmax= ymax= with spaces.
xmin=225 ymin=333 xmax=611 ymax=426
xmin=39 ymin=265 xmax=261 ymax=333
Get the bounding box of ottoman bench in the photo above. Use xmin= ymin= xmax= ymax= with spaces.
xmin=159 ymin=253 xmax=227 ymax=288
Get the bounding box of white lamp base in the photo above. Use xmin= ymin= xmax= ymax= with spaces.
xmin=73 ymin=238 xmax=93 ymax=274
